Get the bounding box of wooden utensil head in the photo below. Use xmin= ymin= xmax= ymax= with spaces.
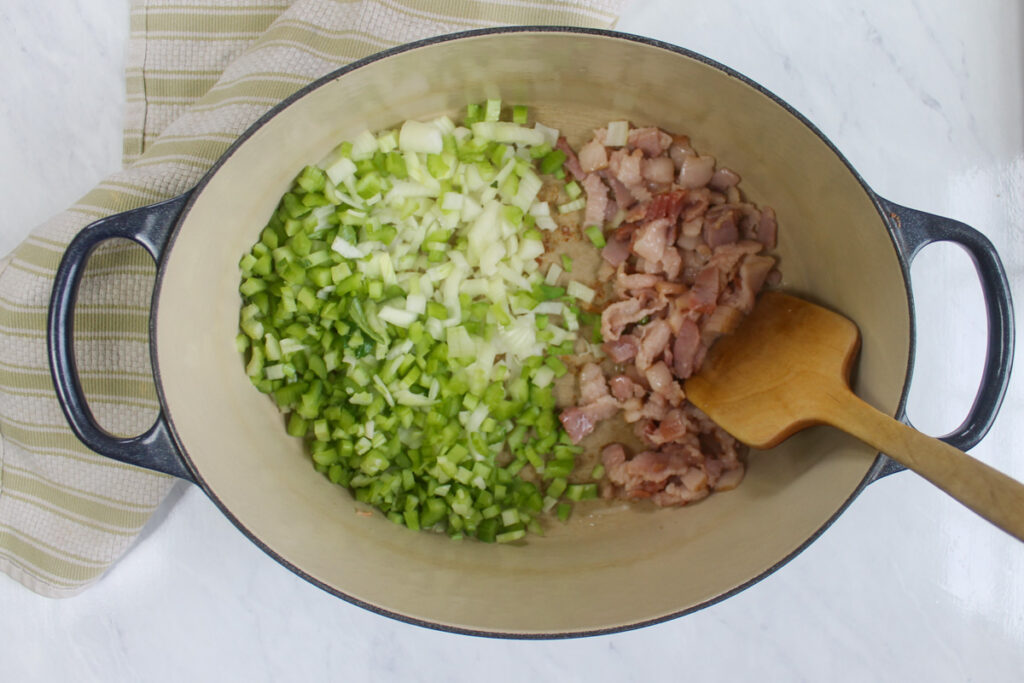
xmin=685 ymin=291 xmax=862 ymax=449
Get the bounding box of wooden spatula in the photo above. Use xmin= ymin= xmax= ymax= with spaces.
xmin=684 ymin=290 xmax=1024 ymax=542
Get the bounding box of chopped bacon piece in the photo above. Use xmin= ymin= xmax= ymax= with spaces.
xmin=732 ymin=254 xmax=775 ymax=313
xmin=581 ymin=174 xmax=608 ymax=228
xmin=628 ymin=127 xmax=672 ymax=157
xmin=678 ymin=153 xmax=716 ymax=189
xmin=604 ymin=198 xmax=619 ymax=223
xmin=601 ymin=293 xmax=665 ymax=341
xmin=558 ymin=395 xmax=619 ymax=444
xmin=601 ymin=172 xmax=634 ymax=209
xmin=603 ymin=445 xmax=693 ymax=500
xmin=709 ymin=167 xmax=741 ymax=191
xmin=601 ymin=236 xmax=632 ymax=267
xmin=682 ymin=187 xmax=712 ymax=222
xmin=608 ymin=374 xmax=643 ymax=401
xmin=603 ymin=335 xmax=640 ymax=364
xmin=703 ymin=206 xmax=741 ymax=248
xmin=708 ymin=240 xmax=764 ymax=278
xmin=578 ymin=139 xmax=609 ymax=173
xmin=558 ymin=407 xmax=595 ymax=444
xmin=660 ymin=246 xmax=682 ymax=281
xmin=755 ymin=206 xmax=778 ymax=249
xmin=616 ymin=270 xmax=660 ymax=293
xmin=635 ymin=319 xmax=671 ymax=371
xmin=714 ymin=465 xmax=745 ymax=491
xmin=610 ymin=148 xmax=644 ymax=187
xmin=672 ymin=317 xmax=702 ymax=379
xmin=642 ymin=157 xmax=676 ymax=184
xmin=555 ymin=136 xmax=585 ymax=181
xmin=632 ymin=218 xmax=671 ymax=264
xmin=579 ymin=362 xmax=609 ymax=404
xmin=645 ymin=189 xmax=687 ymax=223
xmin=690 ymin=265 xmax=720 ymax=312
xmin=644 ymin=361 xmax=685 ymax=407
xmin=702 ymin=304 xmax=744 ymax=344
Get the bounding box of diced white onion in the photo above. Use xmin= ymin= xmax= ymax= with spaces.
xmin=331 ymin=236 xmax=363 ymax=259
xmin=377 ymin=252 xmax=397 ymax=285
xmin=350 ymin=130 xmax=378 ymax=160
xmin=377 ymin=130 xmax=398 ymax=153
xmin=567 ymin=280 xmax=596 ymax=303
xmin=399 ymin=120 xmax=443 ymax=154
xmin=324 ymin=157 xmax=357 ymax=185
xmin=440 ymin=192 xmax=464 ymax=211
xmin=512 ymin=170 xmax=543 ymax=212
xmin=558 ymin=198 xmax=586 ymax=214
xmin=605 ymin=121 xmax=629 ymax=147
xmin=518 ymin=238 xmax=544 ymax=262
xmin=378 ymin=306 xmax=418 ymax=327
xmin=388 ymin=179 xmax=440 ymax=200
xmin=405 ymin=293 xmax=426 ymax=315
xmin=279 ymin=338 xmax=305 ymax=356
xmin=263 ymin=364 xmax=286 ymax=380
xmin=425 ymin=317 xmax=444 ymax=341
xmin=533 ymin=122 xmax=560 ymax=146
xmin=432 ymin=115 xmax=456 ymax=135
xmin=446 ymin=326 xmax=475 ymax=358
xmin=470 ymin=122 xmax=545 ymax=146
xmin=464 ymin=402 xmax=490 ymax=433
xmin=533 ymin=301 xmax=564 ymax=315
xmin=531 ymin=366 xmax=556 ymax=388
xmin=386 ymin=339 xmax=414 ymax=360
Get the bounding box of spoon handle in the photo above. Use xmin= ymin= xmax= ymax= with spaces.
xmin=826 ymin=390 xmax=1024 ymax=543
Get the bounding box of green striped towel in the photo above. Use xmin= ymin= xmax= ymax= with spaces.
xmin=0 ymin=0 xmax=627 ymax=597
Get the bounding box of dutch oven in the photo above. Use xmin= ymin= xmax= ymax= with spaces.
xmin=46 ymin=28 xmax=1014 ymax=637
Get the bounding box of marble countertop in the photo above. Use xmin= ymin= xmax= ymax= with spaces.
xmin=2 ymin=0 xmax=1022 ymax=680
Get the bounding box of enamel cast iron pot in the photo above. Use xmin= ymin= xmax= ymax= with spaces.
xmin=47 ymin=28 xmax=1014 ymax=637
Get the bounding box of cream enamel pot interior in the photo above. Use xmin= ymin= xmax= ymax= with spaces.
xmin=47 ymin=28 xmax=1014 ymax=637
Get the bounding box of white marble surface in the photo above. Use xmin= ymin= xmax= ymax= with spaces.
xmin=2 ymin=0 xmax=1023 ymax=680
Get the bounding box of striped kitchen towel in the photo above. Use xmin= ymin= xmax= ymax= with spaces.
xmin=0 ymin=0 xmax=628 ymax=597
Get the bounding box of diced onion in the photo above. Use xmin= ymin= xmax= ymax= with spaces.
xmin=531 ymin=366 xmax=556 ymax=388
xmin=378 ymin=305 xmax=418 ymax=328
xmin=605 ymin=121 xmax=629 ymax=147
xmin=471 ymin=122 xmax=546 ymax=146
xmin=350 ymin=130 xmax=378 ymax=159
xmin=533 ymin=122 xmax=560 ymax=146
xmin=399 ymin=120 xmax=443 ymax=154
xmin=544 ymin=262 xmax=562 ymax=286
xmin=567 ymin=280 xmax=596 ymax=303
xmin=331 ymin=236 xmax=363 ymax=259
xmin=324 ymin=157 xmax=356 ymax=185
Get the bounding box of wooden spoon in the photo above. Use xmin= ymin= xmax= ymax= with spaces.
xmin=684 ymin=290 xmax=1024 ymax=542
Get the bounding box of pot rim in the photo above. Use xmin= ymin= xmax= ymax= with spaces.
xmin=150 ymin=25 xmax=915 ymax=639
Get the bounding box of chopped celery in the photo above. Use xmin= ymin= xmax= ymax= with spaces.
xmin=539 ymin=149 xmax=567 ymax=175
xmin=558 ymin=198 xmax=586 ymax=214
xmin=484 ymin=98 xmax=502 ymax=122
xmin=237 ymin=101 xmax=594 ymax=543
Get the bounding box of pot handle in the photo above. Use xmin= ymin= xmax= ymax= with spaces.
xmin=47 ymin=192 xmax=196 ymax=482
xmin=872 ymin=197 xmax=1015 ymax=478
